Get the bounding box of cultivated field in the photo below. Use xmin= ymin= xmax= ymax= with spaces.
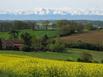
xmin=0 ymin=53 xmax=103 ymax=77
xmin=61 ymin=31 xmax=103 ymax=44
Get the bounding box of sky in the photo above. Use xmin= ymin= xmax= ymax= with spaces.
xmin=0 ymin=0 xmax=102 ymax=10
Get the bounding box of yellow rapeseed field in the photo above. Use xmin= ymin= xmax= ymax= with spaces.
xmin=0 ymin=54 xmax=103 ymax=77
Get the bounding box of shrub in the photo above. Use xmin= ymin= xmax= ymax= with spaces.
xmin=92 ymin=60 xmax=99 ymax=63
xmin=77 ymin=53 xmax=93 ymax=63
xmin=101 ymin=60 xmax=103 ymax=63
xmin=48 ymin=39 xmax=66 ymax=52
xmin=66 ymin=41 xmax=103 ymax=51
xmin=65 ymin=58 xmax=74 ymax=62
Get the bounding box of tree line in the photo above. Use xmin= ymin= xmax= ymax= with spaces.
xmin=0 ymin=20 xmax=98 ymax=32
xmin=0 ymin=20 xmax=56 ymax=32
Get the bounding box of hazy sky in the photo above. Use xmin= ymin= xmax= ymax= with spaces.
xmin=0 ymin=0 xmax=102 ymax=10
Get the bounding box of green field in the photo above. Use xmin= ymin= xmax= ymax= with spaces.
xmin=20 ymin=29 xmax=58 ymax=38
xmin=0 ymin=49 xmax=103 ymax=77
xmin=0 ymin=30 xmax=58 ymax=39
xmin=0 ymin=32 xmax=10 ymax=39
xmin=0 ymin=49 xmax=103 ymax=62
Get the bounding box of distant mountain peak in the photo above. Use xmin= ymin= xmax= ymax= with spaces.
xmin=0 ymin=8 xmax=103 ymax=15
xmin=0 ymin=8 xmax=103 ymax=20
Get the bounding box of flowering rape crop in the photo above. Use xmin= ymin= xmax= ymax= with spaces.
xmin=0 ymin=54 xmax=103 ymax=77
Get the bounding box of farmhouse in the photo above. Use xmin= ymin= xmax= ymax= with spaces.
xmin=2 ymin=40 xmax=23 ymax=50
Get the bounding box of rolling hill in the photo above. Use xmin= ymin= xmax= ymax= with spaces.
xmin=0 ymin=50 xmax=103 ymax=77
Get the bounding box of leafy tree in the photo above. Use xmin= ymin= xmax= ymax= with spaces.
xmin=56 ymin=20 xmax=73 ymax=36
xmin=0 ymin=22 xmax=13 ymax=32
xmin=21 ymin=32 xmax=32 ymax=52
xmin=13 ymin=21 xmax=31 ymax=30
xmin=33 ymin=38 xmax=41 ymax=51
xmin=40 ymin=34 xmax=49 ymax=51
xmin=56 ymin=20 xmax=84 ymax=36
xmin=9 ymin=30 xmax=19 ymax=39
xmin=74 ymin=24 xmax=84 ymax=33
xmin=84 ymin=23 xmax=95 ymax=31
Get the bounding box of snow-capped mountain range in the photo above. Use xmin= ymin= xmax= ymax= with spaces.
xmin=0 ymin=8 xmax=103 ymax=20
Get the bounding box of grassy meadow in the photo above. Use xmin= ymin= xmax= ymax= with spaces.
xmin=0 ymin=49 xmax=103 ymax=62
xmin=0 ymin=29 xmax=58 ymax=39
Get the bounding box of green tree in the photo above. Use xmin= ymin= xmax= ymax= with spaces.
xmin=84 ymin=23 xmax=94 ymax=31
xmin=13 ymin=21 xmax=31 ymax=30
xmin=56 ymin=20 xmax=84 ymax=36
xmin=21 ymin=32 xmax=32 ymax=52
xmin=78 ymin=52 xmax=93 ymax=63
xmin=40 ymin=34 xmax=49 ymax=51
xmin=9 ymin=30 xmax=19 ymax=39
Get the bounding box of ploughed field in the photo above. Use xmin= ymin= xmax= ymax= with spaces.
xmin=0 ymin=50 xmax=103 ymax=77
xmin=61 ymin=31 xmax=103 ymax=44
